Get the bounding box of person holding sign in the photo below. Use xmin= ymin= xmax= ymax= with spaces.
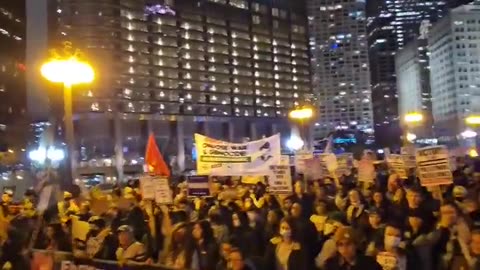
xmin=324 ymin=226 xmax=381 ymax=270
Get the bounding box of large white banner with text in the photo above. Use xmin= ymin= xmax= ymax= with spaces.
xmin=195 ymin=134 xmax=281 ymax=176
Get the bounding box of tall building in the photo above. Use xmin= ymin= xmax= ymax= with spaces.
xmin=367 ymin=0 xmax=449 ymax=147
xmin=29 ymin=0 xmax=312 ymax=179
xmin=307 ymin=0 xmax=373 ymax=138
xmin=428 ymin=1 xmax=480 ymax=143
xmin=395 ymin=36 xmax=433 ymax=138
xmin=0 ymin=1 xmax=27 ymax=162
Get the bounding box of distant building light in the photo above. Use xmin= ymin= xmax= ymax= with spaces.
xmin=144 ymin=4 xmax=176 ymax=16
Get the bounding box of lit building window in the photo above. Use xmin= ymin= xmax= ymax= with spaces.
xmin=129 ymin=67 xmax=134 ymax=73
xmin=91 ymin=103 xmax=100 ymax=111
xmin=185 ymin=62 xmax=191 ymax=69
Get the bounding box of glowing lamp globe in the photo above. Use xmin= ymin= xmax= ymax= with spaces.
xmin=41 ymin=57 xmax=94 ymax=85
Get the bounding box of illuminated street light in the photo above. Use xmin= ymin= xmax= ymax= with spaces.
xmin=469 ymin=148 xmax=479 ymax=158
xmin=289 ymin=107 xmax=313 ymax=120
xmin=286 ymin=135 xmax=304 ymax=151
xmin=406 ymin=132 xmax=417 ymax=142
xmin=29 ymin=147 xmax=65 ymax=163
xmin=466 ymin=115 xmax=480 ymax=125
xmin=41 ymin=42 xmax=94 ymax=180
xmin=41 ymin=58 xmax=94 ymax=85
xmin=461 ymin=129 xmax=478 ymax=139
xmin=404 ymin=112 xmax=423 ymax=123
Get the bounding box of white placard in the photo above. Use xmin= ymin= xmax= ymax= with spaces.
xmin=268 ymin=165 xmax=293 ymax=194
xmin=153 ymin=177 xmax=172 ymax=204
xmin=416 ymin=145 xmax=453 ymax=186
xmin=386 ymin=154 xmax=407 ymax=179
xmin=140 ymin=175 xmax=156 ymax=200
xmin=295 ymin=151 xmax=313 ymax=174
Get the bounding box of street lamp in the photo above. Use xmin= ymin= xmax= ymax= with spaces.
xmin=466 ymin=115 xmax=480 ymax=125
xmin=404 ymin=112 xmax=423 ymax=124
xmin=289 ymin=107 xmax=313 ymax=120
xmin=288 ymin=107 xmax=314 ymax=150
xmin=41 ymin=42 xmax=94 ymax=181
xmin=403 ymin=112 xmax=423 ymax=145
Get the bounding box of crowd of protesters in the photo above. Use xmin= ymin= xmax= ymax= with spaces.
xmin=0 ymin=155 xmax=479 ymax=270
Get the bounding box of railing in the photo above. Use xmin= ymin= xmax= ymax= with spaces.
xmin=31 ymin=249 xmax=184 ymax=270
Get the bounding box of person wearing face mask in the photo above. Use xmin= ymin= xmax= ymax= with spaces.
xmin=263 ymin=217 xmax=308 ymax=270
xmin=315 ymin=212 xmax=347 ymax=269
xmin=367 ymin=223 xmax=412 ymax=270
xmin=324 ymin=226 xmax=382 ymax=270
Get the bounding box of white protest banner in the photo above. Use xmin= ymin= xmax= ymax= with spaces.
xmin=195 ymin=134 xmax=281 ymax=176
xmin=268 ymin=165 xmax=293 ymax=194
xmin=294 ymin=151 xmax=313 ymax=174
xmin=336 ymin=153 xmax=353 ymax=177
xmin=153 ymin=177 xmax=172 ymax=204
xmin=358 ymin=156 xmax=376 ymax=182
xmin=416 ymin=145 xmax=453 ymax=186
xmin=386 ymin=154 xmax=408 ymax=179
xmin=401 ymin=145 xmax=416 ymax=168
xmin=139 ymin=175 xmax=156 ymax=200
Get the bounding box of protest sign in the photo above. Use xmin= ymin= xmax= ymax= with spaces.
xmin=358 ymin=157 xmax=376 ymax=182
xmin=187 ymin=176 xmax=211 ymax=197
xmin=295 ymin=151 xmax=313 ymax=174
xmin=72 ymin=216 xmax=90 ymax=241
xmin=280 ymin=155 xmax=291 ymax=166
xmin=241 ymin=175 xmax=266 ymax=184
xmin=416 ymin=145 xmax=453 ymax=186
xmin=303 ymin=153 xmax=337 ymax=180
xmin=386 ymin=154 xmax=407 ymax=179
xmin=195 ymin=134 xmax=281 ymax=176
xmin=140 ymin=175 xmax=156 ymax=200
xmin=336 ymin=153 xmax=353 ymax=177
xmin=268 ymin=165 xmax=293 ymax=194
xmin=401 ymin=146 xmax=416 ymax=168
xmin=153 ymin=177 xmax=172 ymax=204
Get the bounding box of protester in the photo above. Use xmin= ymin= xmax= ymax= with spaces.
xmin=1 ymin=149 xmax=479 ymax=270
xmin=324 ymin=226 xmax=382 ymax=270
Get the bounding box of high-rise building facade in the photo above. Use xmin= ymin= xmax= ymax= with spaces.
xmin=37 ymin=0 xmax=312 ymax=178
xmin=429 ymin=1 xmax=480 ymax=143
xmin=395 ymin=36 xmax=433 ymax=138
xmin=307 ymin=0 xmax=373 ymax=138
xmin=367 ymin=0 xmax=449 ymax=147
xmin=0 ymin=2 xmax=27 ymax=162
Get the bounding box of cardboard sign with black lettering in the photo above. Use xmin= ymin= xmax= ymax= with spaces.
xmin=416 ymin=145 xmax=453 ymax=186
xmin=268 ymin=165 xmax=293 ymax=194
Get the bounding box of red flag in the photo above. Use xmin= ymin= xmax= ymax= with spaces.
xmin=145 ymin=133 xmax=170 ymax=176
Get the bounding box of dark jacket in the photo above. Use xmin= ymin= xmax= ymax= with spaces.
xmin=195 ymin=241 xmax=219 ymax=270
xmin=324 ymin=253 xmax=382 ymax=270
xmin=263 ymin=237 xmax=308 ymax=270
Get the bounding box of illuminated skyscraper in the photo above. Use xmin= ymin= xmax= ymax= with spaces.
xmin=367 ymin=0 xmax=459 ymax=147
xmin=307 ymin=0 xmax=373 ymax=138
xmin=429 ymin=1 xmax=480 ymax=142
xmin=0 ymin=2 xmax=27 ymax=158
xmin=27 ymin=0 xmax=312 ymax=179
